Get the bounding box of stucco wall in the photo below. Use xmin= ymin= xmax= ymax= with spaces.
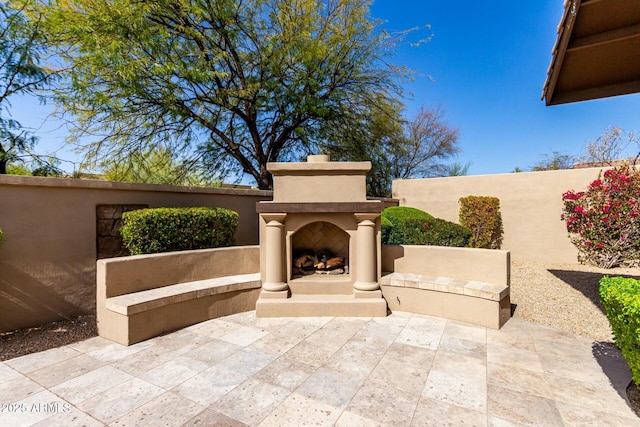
xmin=392 ymin=167 xmax=608 ymax=264
xmin=0 ymin=175 xmax=271 ymax=331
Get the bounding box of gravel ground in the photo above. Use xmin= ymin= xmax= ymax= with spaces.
xmin=1 ymin=261 xmax=638 ymax=361
xmin=510 ymin=261 xmax=640 ymax=343
xmin=0 ymin=315 xmax=97 ymax=362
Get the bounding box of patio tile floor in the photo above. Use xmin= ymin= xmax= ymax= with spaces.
xmin=1 ymin=311 xmax=638 ymax=426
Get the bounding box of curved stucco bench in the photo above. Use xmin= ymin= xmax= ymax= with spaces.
xmin=380 ymin=245 xmax=511 ymax=329
xmin=97 ymin=246 xmax=261 ymax=345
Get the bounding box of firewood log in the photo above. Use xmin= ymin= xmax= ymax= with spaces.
xmin=294 ymin=254 xmax=314 ymax=269
xmin=325 ymin=257 xmax=345 ymax=269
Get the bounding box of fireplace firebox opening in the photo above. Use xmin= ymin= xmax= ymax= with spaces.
xmin=291 ymin=221 xmax=349 ymax=278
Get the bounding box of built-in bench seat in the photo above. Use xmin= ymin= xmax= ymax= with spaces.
xmin=105 ymin=273 xmax=261 ymax=316
xmin=379 ymin=271 xmax=511 ymax=329
xmin=379 ymin=245 xmax=512 ymax=329
xmin=97 ymin=246 xmax=262 ymax=346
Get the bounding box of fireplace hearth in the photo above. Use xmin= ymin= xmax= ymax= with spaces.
xmin=255 ymin=154 xmax=388 ymax=317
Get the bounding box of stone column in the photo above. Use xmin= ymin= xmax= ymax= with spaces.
xmin=262 ymin=214 xmax=288 ymax=293
xmin=353 ymin=213 xmax=380 ymax=292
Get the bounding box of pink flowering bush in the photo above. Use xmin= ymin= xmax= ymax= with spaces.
xmin=562 ymin=166 xmax=640 ymax=268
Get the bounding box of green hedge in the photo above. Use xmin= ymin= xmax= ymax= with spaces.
xmin=600 ymin=276 xmax=640 ymax=386
xmin=381 ymin=216 xmax=393 ymax=244
xmin=381 ymin=206 xmax=435 ymax=223
xmin=381 ymin=206 xmax=471 ymax=247
xmin=459 ymin=196 xmax=503 ymax=249
xmin=121 ymin=207 xmax=238 ymax=255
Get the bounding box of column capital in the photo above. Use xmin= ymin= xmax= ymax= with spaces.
xmin=354 ymin=213 xmax=379 ymax=223
xmin=262 ymin=213 xmax=287 ymax=224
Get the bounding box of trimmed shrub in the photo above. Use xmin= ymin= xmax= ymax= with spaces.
xmin=600 ymin=276 xmax=640 ymax=386
xmin=381 ymin=216 xmax=393 ymax=244
xmin=381 ymin=206 xmax=471 ymax=247
xmin=562 ymin=166 xmax=640 ymax=268
xmin=382 ymin=206 xmax=433 ymax=245
xmin=381 ymin=206 xmax=435 ymax=223
xmin=121 ymin=207 xmax=238 ymax=255
xmin=405 ymin=217 xmax=471 ymax=247
xmin=459 ymin=196 xmax=503 ymax=249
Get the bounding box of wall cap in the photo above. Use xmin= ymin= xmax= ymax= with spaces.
xmin=0 ymin=175 xmax=272 ymax=197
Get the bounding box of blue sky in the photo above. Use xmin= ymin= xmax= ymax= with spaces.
xmin=370 ymin=0 xmax=640 ymax=174
xmin=9 ymin=1 xmax=640 ymax=176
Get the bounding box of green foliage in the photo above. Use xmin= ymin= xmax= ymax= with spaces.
xmin=443 ymin=162 xmax=471 ymax=177
xmin=382 ymin=206 xmax=435 ymax=223
xmin=6 ymin=163 xmax=31 ymax=175
xmin=31 ymin=159 xmax=62 ymax=177
xmin=0 ymin=228 xmax=3 ymax=246
xmin=531 ymin=151 xmax=575 ymax=171
xmin=121 ymin=207 xmax=238 ymax=255
xmin=102 ymin=146 xmax=220 ymax=186
xmin=600 ymin=276 xmax=640 ymax=386
xmin=562 ymin=166 xmax=640 ymax=268
xmin=35 ymin=0 xmax=413 ymax=189
xmin=5 ymin=159 xmax=62 ymax=176
xmin=380 ymin=216 xmax=393 ymax=244
xmin=381 ymin=206 xmax=470 ymax=247
xmin=459 ymin=196 xmax=503 ymax=249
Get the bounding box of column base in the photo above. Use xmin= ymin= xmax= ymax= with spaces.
xmin=259 ymin=289 xmax=289 ymax=299
xmin=262 ymin=282 xmax=288 ymax=292
xmin=354 ymin=290 xmax=383 ymax=299
xmin=353 ymin=281 xmax=380 ymax=292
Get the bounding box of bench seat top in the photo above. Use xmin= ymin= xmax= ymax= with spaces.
xmin=380 ymin=272 xmax=509 ymax=302
xmin=106 ymin=273 xmax=261 ymax=316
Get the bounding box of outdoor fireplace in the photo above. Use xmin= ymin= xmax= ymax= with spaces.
xmin=255 ymin=154 xmax=387 ymax=317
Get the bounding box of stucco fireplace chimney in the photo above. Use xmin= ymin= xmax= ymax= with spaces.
xmin=255 ymin=154 xmax=387 ymax=317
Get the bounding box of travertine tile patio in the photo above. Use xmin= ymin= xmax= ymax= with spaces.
xmin=1 ymin=311 xmax=638 ymax=426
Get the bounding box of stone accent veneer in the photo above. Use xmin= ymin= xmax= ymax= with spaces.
xmin=96 ymin=204 xmax=148 ymax=259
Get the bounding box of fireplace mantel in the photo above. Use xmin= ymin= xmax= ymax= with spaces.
xmin=256 ymin=202 xmax=384 ymax=214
